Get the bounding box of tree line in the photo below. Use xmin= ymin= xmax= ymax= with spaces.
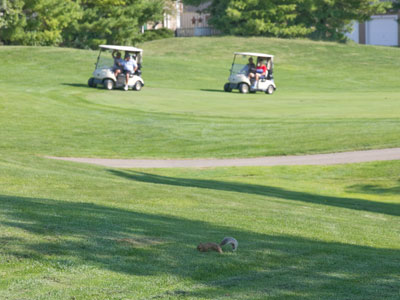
xmin=0 ymin=0 xmax=397 ymax=47
xmin=185 ymin=0 xmax=396 ymax=41
xmin=0 ymin=0 xmax=173 ymax=47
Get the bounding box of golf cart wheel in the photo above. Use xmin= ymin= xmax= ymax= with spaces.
xmin=266 ymin=85 xmax=275 ymax=95
xmin=103 ymin=79 xmax=114 ymax=90
xmin=88 ymin=77 xmax=96 ymax=88
xmin=133 ymin=81 xmax=143 ymax=91
xmin=224 ymin=83 xmax=232 ymax=92
xmin=239 ymin=83 xmax=250 ymax=94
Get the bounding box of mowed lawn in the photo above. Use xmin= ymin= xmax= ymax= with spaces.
xmin=0 ymin=37 xmax=400 ymax=158
xmin=0 ymin=158 xmax=399 ymax=299
xmin=0 ymin=37 xmax=399 ymax=299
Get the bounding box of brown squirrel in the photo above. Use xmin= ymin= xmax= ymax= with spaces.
xmin=197 ymin=237 xmax=238 ymax=254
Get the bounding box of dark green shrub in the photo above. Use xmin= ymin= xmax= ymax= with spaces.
xmin=141 ymin=28 xmax=175 ymax=42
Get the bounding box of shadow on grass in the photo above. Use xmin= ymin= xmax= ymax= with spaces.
xmin=109 ymin=170 xmax=400 ymax=217
xmin=0 ymin=196 xmax=400 ymax=299
xmin=200 ymin=89 xmax=231 ymax=93
xmin=1 ymin=194 xmax=399 ymax=299
xmin=62 ymin=83 xmax=129 ymax=93
xmin=62 ymin=83 xmax=93 ymax=89
xmin=346 ymin=183 xmax=400 ymax=196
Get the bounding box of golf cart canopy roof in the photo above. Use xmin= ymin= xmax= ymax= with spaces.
xmin=234 ymin=52 xmax=273 ymax=59
xmin=99 ymin=45 xmax=143 ymax=53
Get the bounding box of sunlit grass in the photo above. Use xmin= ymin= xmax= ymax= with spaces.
xmin=0 ymin=37 xmax=399 ymax=299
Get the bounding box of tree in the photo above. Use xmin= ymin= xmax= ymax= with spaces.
xmin=0 ymin=0 xmax=81 ymax=45
xmin=0 ymin=0 xmax=172 ymax=47
xmin=62 ymin=0 xmax=166 ymax=49
xmin=183 ymin=0 xmax=391 ymax=41
xmin=0 ymin=1 xmax=6 ymax=29
xmin=295 ymin=0 xmax=391 ymax=41
xmin=188 ymin=0 xmax=314 ymax=38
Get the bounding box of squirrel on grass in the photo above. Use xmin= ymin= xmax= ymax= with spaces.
xmin=197 ymin=237 xmax=238 ymax=254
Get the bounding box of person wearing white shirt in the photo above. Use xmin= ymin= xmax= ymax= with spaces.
xmin=122 ymin=53 xmax=138 ymax=90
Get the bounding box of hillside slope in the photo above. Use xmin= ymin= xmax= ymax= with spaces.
xmin=141 ymin=37 xmax=400 ymax=92
xmin=0 ymin=37 xmax=399 ymax=158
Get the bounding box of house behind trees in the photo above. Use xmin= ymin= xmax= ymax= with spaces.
xmin=147 ymin=1 xmax=219 ymax=37
xmin=346 ymin=0 xmax=399 ymax=46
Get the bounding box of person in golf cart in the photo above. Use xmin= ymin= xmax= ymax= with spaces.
xmin=112 ymin=51 xmax=124 ymax=77
xmin=253 ymin=58 xmax=268 ymax=89
xmin=224 ymin=51 xmax=276 ymax=94
xmin=240 ymin=57 xmax=256 ymax=78
xmin=256 ymin=59 xmax=268 ymax=79
xmin=121 ymin=52 xmax=138 ymax=91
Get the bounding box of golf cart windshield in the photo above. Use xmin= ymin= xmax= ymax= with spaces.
xmin=231 ymin=54 xmax=254 ymax=76
xmin=96 ymin=50 xmax=114 ymax=69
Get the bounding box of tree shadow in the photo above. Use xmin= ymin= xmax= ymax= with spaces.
xmin=1 ymin=194 xmax=399 ymax=299
xmin=346 ymin=183 xmax=400 ymax=196
xmin=109 ymin=170 xmax=400 ymax=217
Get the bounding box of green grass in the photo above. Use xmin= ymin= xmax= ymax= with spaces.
xmin=0 ymin=37 xmax=400 ymax=158
xmin=0 ymin=157 xmax=399 ymax=299
xmin=0 ymin=36 xmax=399 ymax=299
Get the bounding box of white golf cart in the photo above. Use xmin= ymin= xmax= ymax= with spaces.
xmin=88 ymin=45 xmax=144 ymax=91
xmin=224 ymin=52 xmax=276 ymax=94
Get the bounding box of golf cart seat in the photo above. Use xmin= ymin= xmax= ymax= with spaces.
xmin=266 ymin=70 xmax=273 ymax=80
xmin=135 ymin=64 xmax=142 ymax=76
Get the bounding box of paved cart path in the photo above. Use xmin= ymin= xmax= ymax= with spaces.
xmin=46 ymin=148 xmax=400 ymax=169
